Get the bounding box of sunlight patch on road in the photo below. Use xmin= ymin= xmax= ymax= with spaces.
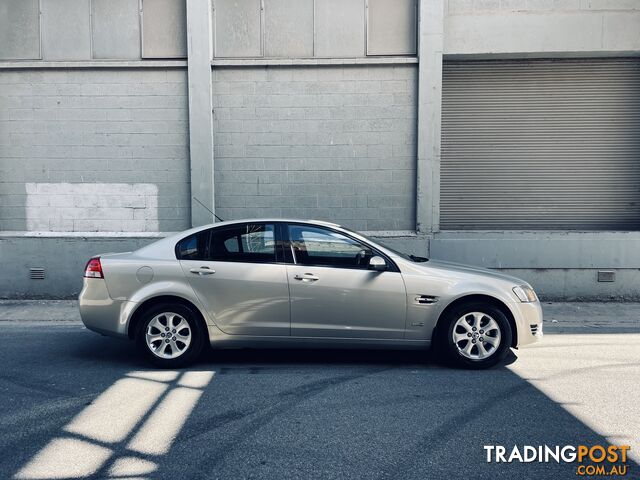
xmin=127 ymin=371 xmax=180 ymax=383
xmin=108 ymin=456 xmax=158 ymax=477
xmin=13 ymin=370 xmax=215 ymax=480
xmin=128 ymin=387 xmax=203 ymax=455
xmin=14 ymin=438 xmax=112 ymax=479
xmin=65 ymin=378 xmax=168 ymax=443
xmin=178 ymin=370 xmax=215 ymax=389
xmin=508 ymin=333 xmax=640 ymax=464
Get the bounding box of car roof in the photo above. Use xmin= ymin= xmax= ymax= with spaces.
xmin=187 ymin=218 xmax=342 ymax=234
xmin=138 ymin=219 xmax=341 ymax=253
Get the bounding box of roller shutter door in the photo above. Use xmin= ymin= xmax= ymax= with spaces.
xmin=441 ymin=59 xmax=640 ymax=230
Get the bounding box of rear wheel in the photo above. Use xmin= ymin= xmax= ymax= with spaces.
xmin=439 ymin=302 xmax=512 ymax=369
xmin=136 ymin=303 xmax=205 ymax=368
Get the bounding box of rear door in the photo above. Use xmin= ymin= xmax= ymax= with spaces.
xmin=178 ymin=222 xmax=290 ymax=336
xmin=284 ymin=223 xmax=406 ymax=339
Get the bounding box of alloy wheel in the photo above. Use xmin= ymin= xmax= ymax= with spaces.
xmin=452 ymin=312 xmax=502 ymax=360
xmin=145 ymin=312 xmax=192 ymax=359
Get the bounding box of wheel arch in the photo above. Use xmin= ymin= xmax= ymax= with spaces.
xmin=127 ymin=295 xmax=208 ymax=340
xmin=433 ymin=294 xmax=518 ymax=348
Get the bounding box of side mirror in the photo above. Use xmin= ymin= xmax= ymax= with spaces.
xmin=369 ymin=255 xmax=388 ymax=272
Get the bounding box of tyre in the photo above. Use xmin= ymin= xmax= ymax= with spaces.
xmin=136 ymin=303 xmax=206 ymax=368
xmin=439 ymin=302 xmax=512 ymax=369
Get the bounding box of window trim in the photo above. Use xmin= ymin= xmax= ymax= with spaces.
xmin=175 ymin=222 xmax=284 ymax=265
xmin=283 ymin=222 xmax=399 ymax=272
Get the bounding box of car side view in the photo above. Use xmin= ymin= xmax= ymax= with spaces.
xmin=79 ymin=219 xmax=543 ymax=369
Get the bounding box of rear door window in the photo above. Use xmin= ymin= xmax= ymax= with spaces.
xmin=209 ymin=223 xmax=277 ymax=263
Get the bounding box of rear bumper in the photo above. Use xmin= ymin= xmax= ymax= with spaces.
xmin=78 ymin=278 xmax=130 ymax=338
xmin=509 ymin=300 xmax=544 ymax=348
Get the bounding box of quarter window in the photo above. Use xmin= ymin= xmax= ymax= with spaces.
xmin=288 ymin=225 xmax=374 ymax=269
xmin=175 ymin=231 xmax=209 ymax=260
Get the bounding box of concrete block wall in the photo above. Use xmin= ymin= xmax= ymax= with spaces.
xmin=211 ymin=64 xmax=418 ymax=232
xmin=445 ymin=0 xmax=640 ymax=55
xmin=0 ymin=68 xmax=191 ymax=232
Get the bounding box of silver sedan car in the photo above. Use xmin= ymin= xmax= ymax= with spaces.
xmin=79 ymin=219 xmax=542 ymax=369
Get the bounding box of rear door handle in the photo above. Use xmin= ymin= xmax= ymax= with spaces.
xmin=294 ymin=273 xmax=319 ymax=282
xmin=190 ymin=267 xmax=215 ymax=275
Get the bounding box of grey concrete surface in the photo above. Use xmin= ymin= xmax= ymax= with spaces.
xmin=0 ymin=323 xmax=638 ymax=479
xmin=444 ymin=0 xmax=640 ymax=56
xmin=0 ymin=300 xmax=80 ymax=322
xmin=540 ymin=301 xmax=640 ymax=334
xmin=416 ymin=0 xmax=444 ymax=234
xmin=186 ymin=0 xmax=216 ymax=228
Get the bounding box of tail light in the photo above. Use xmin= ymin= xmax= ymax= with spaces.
xmin=84 ymin=257 xmax=103 ymax=278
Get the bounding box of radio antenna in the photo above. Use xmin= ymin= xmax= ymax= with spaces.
xmin=192 ymin=197 xmax=224 ymax=222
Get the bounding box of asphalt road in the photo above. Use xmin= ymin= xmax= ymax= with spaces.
xmin=0 ymin=323 xmax=638 ymax=480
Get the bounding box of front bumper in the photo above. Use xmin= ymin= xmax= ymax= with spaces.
xmin=508 ymin=300 xmax=543 ymax=348
xmin=78 ymin=278 xmax=130 ymax=338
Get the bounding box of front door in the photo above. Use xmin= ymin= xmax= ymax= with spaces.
xmin=179 ymin=222 xmax=290 ymax=336
xmin=285 ymin=224 xmax=406 ymax=339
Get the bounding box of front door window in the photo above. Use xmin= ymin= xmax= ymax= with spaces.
xmin=288 ymin=225 xmax=373 ymax=269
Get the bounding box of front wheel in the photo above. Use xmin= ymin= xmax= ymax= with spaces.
xmin=439 ymin=302 xmax=512 ymax=369
xmin=136 ymin=303 xmax=206 ymax=368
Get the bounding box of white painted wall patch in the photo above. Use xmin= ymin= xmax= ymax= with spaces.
xmin=25 ymin=183 xmax=159 ymax=232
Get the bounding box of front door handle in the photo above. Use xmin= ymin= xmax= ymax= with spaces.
xmin=190 ymin=266 xmax=215 ymax=275
xmin=294 ymin=273 xmax=319 ymax=282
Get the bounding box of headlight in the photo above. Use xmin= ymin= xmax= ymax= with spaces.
xmin=513 ymin=285 xmax=537 ymax=303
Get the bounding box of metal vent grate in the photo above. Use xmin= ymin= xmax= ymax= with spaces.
xmin=29 ymin=268 xmax=45 ymax=280
xmin=597 ymin=271 xmax=615 ymax=282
